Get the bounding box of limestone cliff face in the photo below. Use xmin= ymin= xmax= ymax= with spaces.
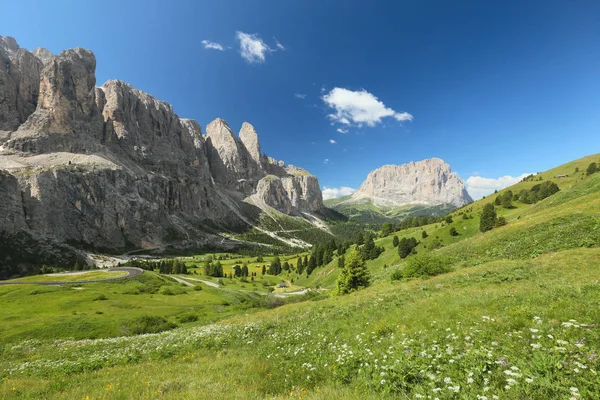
xmin=0 ymin=170 xmax=27 ymax=232
xmin=0 ymin=36 xmax=324 ymax=255
xmin=352 ymin=158 xmax=472 ymax=208
xmin=0 ymin=36 xmax=43 ymax=131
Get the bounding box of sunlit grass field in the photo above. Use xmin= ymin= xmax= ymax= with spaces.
xmin=6 ymin=270 xmax=127 ymax=283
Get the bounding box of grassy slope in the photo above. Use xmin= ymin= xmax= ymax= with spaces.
xmin=300 ymin=153 xmax=600 ymax=286
xmin=1 ymin=153 xmax=599 ymax=398
xmin=1 ymin=248 xmax=599 ymax=398
xmin=0 ymin=273 xmax=271 ymax=344
xmin=7 ymin=271 xmax=127 ymax=283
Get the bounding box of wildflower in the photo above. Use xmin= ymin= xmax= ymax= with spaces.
xmin=444 ymin=377 xmax=452 ymax=384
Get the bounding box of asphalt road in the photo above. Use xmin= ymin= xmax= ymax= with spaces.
xmin=0 ymin=267 xmax=144 ymax=286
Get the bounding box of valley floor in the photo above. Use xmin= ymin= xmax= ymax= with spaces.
xmin=1 ymin=248 xmax=599 ymax=399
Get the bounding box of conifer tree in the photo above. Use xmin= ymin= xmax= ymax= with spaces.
xmin=334 ymin=249 xmax=370 ymax=296
xmin=480 ymin=203 xmax=497 ymax=232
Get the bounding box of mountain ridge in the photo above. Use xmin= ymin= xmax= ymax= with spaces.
xmin=0 ymin=35 xmax=327 ymax=275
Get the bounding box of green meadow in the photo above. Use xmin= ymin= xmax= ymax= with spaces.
xmin=1 ymin=153 xmax=599 ymax=399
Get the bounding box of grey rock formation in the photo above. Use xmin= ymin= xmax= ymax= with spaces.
xmin=19 ymin=48 xmax=100 ymax=135
xmin=0 ymin=36 xmax=325 ymax=259
xmin=239 ymin=122 xmax=262 ymax=165
xmin=352 ymin=158 xmax=472 ymax=207
xmin=0 ymin=36 xmax=43 ymax=131
xmin=0 ymin=170 xmax=27 ymax=232
xmin=32 ymin=48 xmax=54 ymax=65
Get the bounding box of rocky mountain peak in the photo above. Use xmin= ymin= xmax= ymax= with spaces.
xmin=19 ymin=47 xmax=99 ymax=135
xmin=32 ymin=48 xmax=53 ymax=65
xmin=352 ymin=158 xmax=472 ymax=207
xmin=0 ymin=36 xmax=326 ymax=259
xmin=239 ymin=122 xmax=262 ymax=165
xmin=0 ymin=35 xmax=19 ymax=56
xmin=0 ymin=36 xmax=43 ymax=131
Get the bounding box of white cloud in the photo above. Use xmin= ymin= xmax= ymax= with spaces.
xmin=201 ymin=40 xmax=224 ymax=51
xmin=322 ymin=186 xmax=356 ymax=200
xmin=294 ymin=93 xmax=306 ymax=99
xmin=322 ymin=88 xmax=413 ymax=127
xmin=337 ymin=128 xmax=348 ymax=134
xmin=466 ymin=173 xmax=532 ymax=200
xmin=274 ymin=38 xmax=286 ymax=50
xmin=323 ymin=158 xmax=330 ymax=164
xmin=236 ymin=31 xmax=273 ymax=63
xmin=236 ymin=32 xmax=284 ymax=63
xmin=329 ymin=139 xmax=337 ymax=144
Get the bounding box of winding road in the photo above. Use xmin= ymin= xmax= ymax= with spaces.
xmin=0 ymin=267 xmax=144 ymax=286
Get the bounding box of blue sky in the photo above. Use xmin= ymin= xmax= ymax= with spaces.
xmin=3 ymin=0 xmax=600 ymax=199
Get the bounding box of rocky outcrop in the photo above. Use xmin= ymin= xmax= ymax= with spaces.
xmin=0 ymin=170 xmax=27 ymax=232
xmin=19 ymin=48 xmax=101 ymax=136
xmin=0 ymin=36 xmax=43 ymax=131
xmin=32 ymin=48 xmax=54 ymax=65
xmin=0 ymin=36 xmax=325 ymax=259
xmin=239 ymin=122 xmax=262 ymax=165
xmin=352 ymin=158 xmax=472 ymax=207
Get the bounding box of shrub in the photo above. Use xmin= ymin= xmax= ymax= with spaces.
xmin=449 ymin=227 xmax=458 ymax=236
xmin=429 ymin=238 xmax=444 ymax=250
xmin=193 ymin=285 xmax=203 ymax=291
xmin=93 ymin=294 xmax=108 ymax=301
xmin=587 ymin=162 xmax=598 ymax=175
xmin=177 ymin=313 xmax=199 ymax=323
xmin=124 ymin=315 xmax=177 ymax=335
xmin=401 ymin=254 xmax=451 ymax=279
xmin=390 ymin=268 xmax=404 ymax=281
xmin=496 ymin=216 xmax=507 ymax=227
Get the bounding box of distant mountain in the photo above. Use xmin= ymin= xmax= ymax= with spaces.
xmin=326 ymin=158 xmax=472 ymax=221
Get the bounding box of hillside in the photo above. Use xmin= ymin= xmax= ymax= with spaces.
xmin=1 ymin=153 xmax=599 ymax=399
xmin=324 ymin=195 xmax=454 ymax=222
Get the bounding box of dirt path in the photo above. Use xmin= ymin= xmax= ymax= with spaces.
xmin=178 ymin=277 xmax=220 ymax=288
xmin=170 ymin=276 xmax=195 ymax=287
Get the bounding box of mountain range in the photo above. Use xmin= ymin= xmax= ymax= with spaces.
xmin=0 ymin=35 xmax=474 ymax=273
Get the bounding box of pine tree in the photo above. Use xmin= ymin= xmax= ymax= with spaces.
xmin=334 ymin=249 xmax=370 ymax=296
xmin=356 ymin=232 xmax=364 ymax=246
xmin=380 ymin=222 xmax=393 ymax=237
xmin=262 ymin=265 xmax=266 ymax=275
xmin=480 ymin=203 xmax=497 ymax=232
xmin=392 ymin=235 xmax=399 ymax=247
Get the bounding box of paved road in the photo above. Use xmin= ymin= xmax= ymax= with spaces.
xmin=0 ymin=267 xmax=144 ymax=286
